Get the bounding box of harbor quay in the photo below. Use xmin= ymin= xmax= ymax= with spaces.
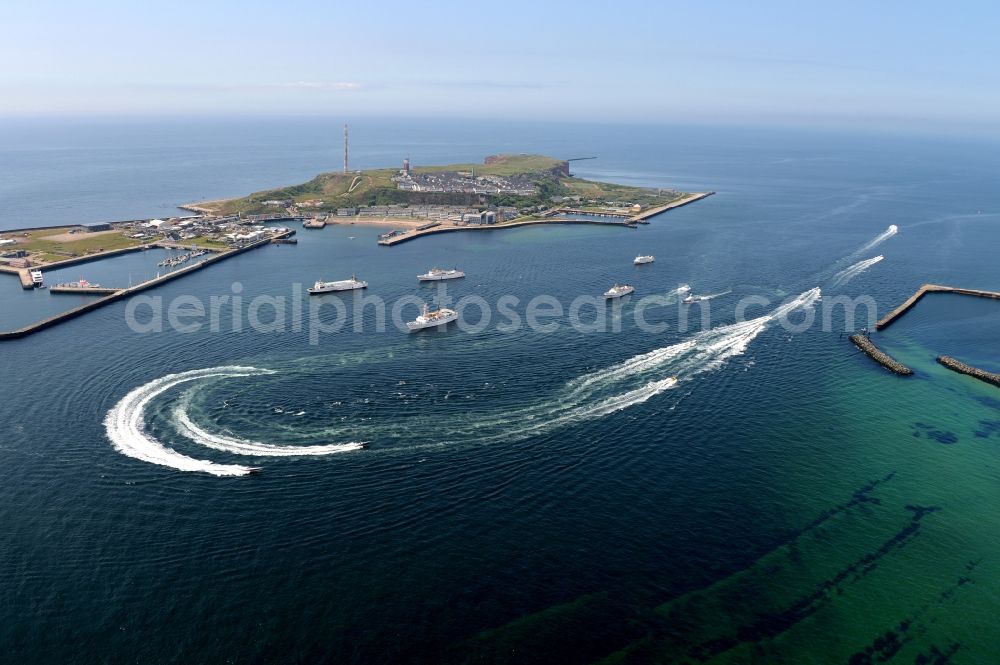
xmin=876 ymin=283 xmax=1000 ymax=329
xmin=0 ymin=230 xmax=294 ymax=340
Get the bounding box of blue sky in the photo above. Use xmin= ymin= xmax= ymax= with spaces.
xmin=3 ymin=0 xmax=999 ymax=131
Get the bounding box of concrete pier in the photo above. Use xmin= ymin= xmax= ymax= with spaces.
xmin=0 ymin=231 xmax=292 ymax=340
xmin=17 ymin=269 xmax=34 ymax=289
xmin=937 ymin=356 xmax=1000 ymax=388
xmin=377 ymin=217 xmax=636 ymax=246
xmin=850 ymin=334 xmax=914 ymax=375
xmin=877 ymin=284 xmax=1000 ymax=330
xmin=31 ymin=243 xmax=153 ymax=272
xmin=48 ymin=285 xmax=121 ymax=295
xmin=557 ymin=208 xmax=629 ymax=219
xmin=1 ymin=244 xmax=218 ymax=288
xmin=629 ymin=192 xmax=715 ymax=223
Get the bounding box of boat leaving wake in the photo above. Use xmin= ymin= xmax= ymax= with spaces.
xmin=104 ymin=366 xmax=363 ymax=476
xmin=564 ymin=288 xmax=819 ymax=404
xmin=105 ymin=290 xmax=821 ymax=474
xmin=831 ymin=255 xmax=883 ymax=287
xmin=438 ymin=288 xmax=822 ymax=443
xmin=858 ymin=224 xmax=897 ymax=253
xmin=686 ymin=288 xmax=732 ymax=302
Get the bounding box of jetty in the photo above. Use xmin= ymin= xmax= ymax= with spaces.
xmin=16 ymin=269 xmax=34 ymax=289
xmin=937 ymin=356 xmax=1000 ymax=388
xmin=849 ymin=333 xmax=914 ymax=375
xmin=877 ymin=284 xmax=1000 ymax=330
xmin=49 ymin=285 xmax=120 ymax=295
xmin=0 ymin=230 xmax=293 ymax=341
xmin=370 ymin=192 xmax=714 ymax=247
xmin=376 ymin=216 xmax=637 ymax=246
xmin=629 ymin=191 xmax=715 ymax=223
xmin=558 ymin=208 xmax=630 ymax=219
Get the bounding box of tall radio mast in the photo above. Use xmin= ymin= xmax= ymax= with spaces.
xmin=343 ymin=123 xmax=349 ymax=174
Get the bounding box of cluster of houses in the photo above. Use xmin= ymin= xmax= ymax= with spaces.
xmin=333 ymin=204 xmax=519 ymax=224
xmin=130 ymin=217 xmax=212 ymax=240
xmin=124 ymin=215 xmax=285 ymax=247
xmin=0 ymin=214 xmax=294 ymax=273
xmin=393 ymin=169 xmax=537 ymax=196
xmin=221 ymin=226 xmax=282 ymax=244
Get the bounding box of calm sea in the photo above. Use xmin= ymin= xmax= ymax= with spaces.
xmin=2 ymin=117 xmax=1000 ymax=663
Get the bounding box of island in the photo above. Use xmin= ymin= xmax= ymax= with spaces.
xmin=182 ymin=154 xmax=713 ymax=245
xmin=0 ymin=153 xmax=712 ymax=339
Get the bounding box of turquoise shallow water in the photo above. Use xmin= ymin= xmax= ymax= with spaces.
xmin=1 ymin=120 xmax=1000 ymax=663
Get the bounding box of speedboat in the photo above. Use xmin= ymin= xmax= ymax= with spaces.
xmin=308 ymin=274 xmax=368 ymax=294
xmin=604 ymin=284 xmax=635 ymax=298
xmin=682 ymin=295 xmax=705 ymax=304
xmin=418 ymin=267 xmax=465 ymax=281
xmin=634 ymin=255 xmax=655 ymax=265
xmin=407 ymin=304 xmax=459 ymax=331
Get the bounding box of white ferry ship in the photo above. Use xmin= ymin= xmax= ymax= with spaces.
xmin=29 ymin=269 xmax=44 ymax=287
xmin=604 ymin=284 xmax=635 ymax=298
xmin=406 ymin=304 xmax=459 ymax=331
xmin=418 ymin=267 xmax=465 ymax=281
xmin=633 ymin=255 xmax=655 ymax=265
xmin=307 ymin=275 xmax=368 ymax=294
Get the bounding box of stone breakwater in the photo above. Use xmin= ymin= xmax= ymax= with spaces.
xmin=849 ymin=334 xmax=914 ymax=376
xmin=936 ymin=356 xmax=1000 ymax=388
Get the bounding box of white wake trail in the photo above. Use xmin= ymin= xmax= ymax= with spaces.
xmin=858 ymin=224 xmax=897 ymax=253
xmin=104 ymin=366 xmax=362 ymax=476
xmin=500 ymin=288 xmax=823 ymax=437
xmin=104 ymin=367 xmax=270 ymax=476
xmin=173 ymin=403 xmax=364 ymax=457
xmin=104 ymin=291 xmax=822 ymax=472
xmin=569 ymin=288 xmax=821 ymax=397
xmin=831 ymin=255 xmax=883 ymax=287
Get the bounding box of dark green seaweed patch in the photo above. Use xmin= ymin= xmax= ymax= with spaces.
xmin=847 ymin=619 xmax=912 ymax=664
xmin=973 ymin=420 xmax=1000 ymax=439
xmin=628 ymin=501 xmax=938 ymax=663
xmin=847 ymin=563 xmax=975 ymax=665
xmin=449 ymin=475 xmax=905 ymax=665
xmin=795 ymin=471 xmax=894 ymax=535
xmin=913 ymin=642 xmax=961 ymax=664
xmin=973 ymin=395 xmax=1000 ymax=411
xmin=911 ymin=427 xmax=959 ymax=445
xmin=726 ymin=506 xmax=939 ymax=644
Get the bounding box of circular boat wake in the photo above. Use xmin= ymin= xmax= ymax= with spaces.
xmin=103 ymin=366 xmax=363 ymax=477
xmin=104 ymin=289 xmax=821 ymax=476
